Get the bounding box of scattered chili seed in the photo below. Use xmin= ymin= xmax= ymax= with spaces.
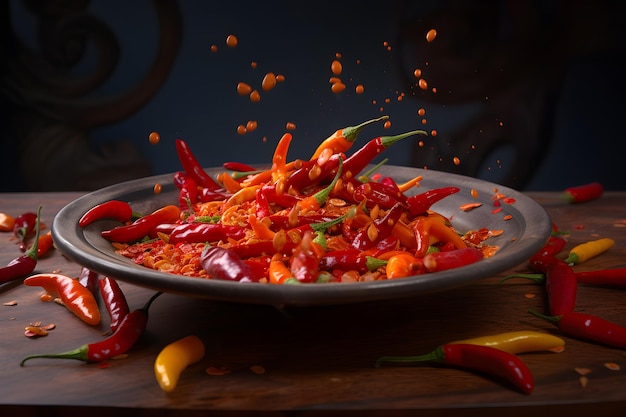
xmin=355 ymin=84 xmax=364 ymax=94
xmin=489 ymin=229 xmax=504 ymax=237
xmin=503 ymin=214 xmax=513 ymax=221
xmin=41 ymin=323 xmax=56 ymax=331
xmin=524 ymin=293 xmax=536 ymax=299
xmin=24 ymin=326 xmax=48 ymax=337
xmin=210 ymin=45 xmax=217 ymax=53
xmin=246 ymin=120 xmax=258 ymax=132
xmin=575 ymin=367 xmax=592 ymax=376
xmin=237 ymin=125 xmax=247 ymax=135
xmin=579 ymin=376 xmax=589 ymax=387
xmin=470 ymin=189 xmax=478 ymax=199
xmin=153 ymin=183 xmax=162 ymax=195
xmin=3 ymin=300 xmax=17 ymax=306
xmin=383 ymin=120 xmax=392 ymax=129
xmin=460 ymin=202 xmax=482 ymax=212
xmin=604 ymin=362 xmax=620 ymax=371
xmin=262 ymin=72 xmax=277 ymax=91
xmin=414 ymin=68 xmax=422 ymax=78
xmin=285 ymin=122 xmax=297 ymax=130
xmin=206 ymin=366 xmax=231 ymax=376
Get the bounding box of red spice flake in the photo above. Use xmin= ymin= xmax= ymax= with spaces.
xmin=489 ymin=229 xmax=504 ymax=237
xmin=579 ymin=376 xmax=589 ymax=387
xmin=206 ymin=366 xmax=231 ymax=376
xmin=524 ymin=293 xmax=536 ymax=299
xmin=383 ymin=120 xmax=392 ymax=129
xmin=604 ymin=362 xmax=621 ymax=371
xmin=503 ymin=214 xmax=513 ymax=221
xmin=459 ymin=202 xmax=482 ymax=212
xmin=503 ymin=197 xmax=516 ymax=205
xmin=550 ymin=346 xmax=565 ymax=353
xmin=249 ymin=365 xmax=266 ymax=375
xmin=285 ymin=122 xmax=297 ymax=130
xmin=153 ymin=183 xmax=162 ymax=195
xmin=491 ymin=207 xmax=503 ymax=214
xmin=470 ymin=188 xmax=478 ymax=199
xmin=355 ymin=84 xmax=365 ymax=94
xmin=2 ymin=300 xmax=17 ymax=306
xmin=98 ymin=361 xmax=111 ymax=369
xmin=331 ymin=82 xmax=346 ymax=94
xmin=574 ymin=224 xmax=585 ymax=230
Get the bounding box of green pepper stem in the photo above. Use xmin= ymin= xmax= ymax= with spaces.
xmin=310 ymin=207 xmax=356 ymax=233
xmin=24 ymin=206 xmax=42 ymax=261
xmin=358 ymin=158 xmax=389 ymax=182
xmin=20 ymin=345 xmax=89 ymax=366
xmin=312 ymin=157 xmax=343 ymax=206
xmin=375 ymin=345 xmax=444 ymax=367
xmin=528 ymin=309 xmax=562 ymax=326
xmin=499 ymin=273 xmax=545 ymax=284
xmin=365 ymin=256 xmax=387 ymax=271
xmin=341 ymin=115 xmax=389 ymax=143
xmin=380 ymin=130 xmax=428 ymax=148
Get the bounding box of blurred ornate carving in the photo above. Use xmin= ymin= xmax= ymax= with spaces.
xmin=1 ymin=0 xmax=182 ymax=191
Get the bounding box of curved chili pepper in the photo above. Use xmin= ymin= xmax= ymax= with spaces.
xmin=406 ymin=186 xmax=460 ymax=217
xmin=0 ymin=212 xmax=16 ymax=232
xmin=99 ymin=276 xmax=130 ymax=333
xmin=223 ymin=161 xmax=257 ymax=172
xmin=340 ymin=130 xmax=426 ymax=179
xmin=198 ymin=188 xmax=231 ymax=203
xmin=376 ymin=343 xmax=534 ymax=394
xmin=175 ymin=139 xmax=222 ymax=191
xmin=101 ymin=205 xmax=181 ymax=243
xmin=529 ymin=310 xmax=626 ymax=350
xmin=23 ymin=273 xmax=101 ymax=326
xmin=319 ymin=249 xmax=387 ymax=273
xmin=286 ymin=153 xmax=343 ymax=193
xmin=167 ymin=223 xmax=247 ymax=244
xmin=173 ymin=171 xmax=199 ymax=211
xmin=564 ymin=238 xmax=615 ymax=265
xmin=78 ymin=200 xmax=133 ymax=227
xmin=423 ymin=247 xmax=484 ymax=273
xmin=154 ymin=335 xmax=205 ymax=392
xmin=268 ymin=213 xmax=339 ymax=230
xmin=351 ymin=203 xmax=404 ymax=251
xmin=450 ymin=330 xmax=565 ymax=354
xmin=310 ymin=115 xmax=389 ymax=159
xmin=13 ymin=211 xmax=38 ymax=243
xmin=353 ymin=181 xmax=406 ymax=209
xmin=298 ymin=158 xmax=343 ymax=213
xmin=20 ymin=292 xmax=162 ymax=365
xmin=561 ymin=182 xmax=603 ymax=204
xmin=77 ymin=266 xmax=99 ymax=295
xmin=386 ymin=253 xmax=424 ymax=279
xmin=269 ymin=254 xmax=298 ymax=284
xmin=200 ymin=245 xmax=259 ymax=282
xmin=0 ymin=206 xmax=41 ymax=285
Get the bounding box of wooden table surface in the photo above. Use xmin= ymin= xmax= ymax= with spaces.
xmin=1 ymin=191 xmax=625 ymax=416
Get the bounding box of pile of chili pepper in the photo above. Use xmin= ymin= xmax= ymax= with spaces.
xmin=83 ymin=119 xmax=501 ymax=284
xmin=0 ymin=207 xmax=44 ymax=285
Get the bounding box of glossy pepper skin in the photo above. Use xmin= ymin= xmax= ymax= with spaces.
xmin=423 ymin=247 xmax=483 ymax=273
xmin=175 ymin=139 xmax=222 ymax=191
xmin=154 ymin=335 xmax=205 ymax=392
xmin=530 ymin=310 xmax=626 ymax=350
xmin=167 ymin=223 xmax=247 ymax=244
xmin=351 ymin=203 xmax=404 ymax=251
xmin=543 ymin=259 xmax=577 ymax=316
xmin=13 ymin=211 xmax=38 ymax=243
xmin=309 ymin=115 xmax=389 ymax=159
xmin=561 ymin=182 xmax=603 ymax=203
xmin=99 ymin=276 xmax=130 ymax=333
xmin=376 ymin=343 xmax=534 ymax=394
xmin=200 ymin=245 xmax=259 ymax=282
xmin=0 ymin=206 xmax=41 ymax=285
xmin=78 ymin=200 xmax=133 ymax=227
xmin=406 ymin=186 xmax=460 ymax=216
xmin=449 ymin=330 xmax=565 ymax=354
xmin=24 ymin=273 xmax=101 ymax=326
xmin=20 ymin=292 xmax=162 ymax=365
xmin=101 ymin=205 xmax=181 ymax=243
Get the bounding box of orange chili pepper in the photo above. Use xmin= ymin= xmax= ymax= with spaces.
xmin=310 ymin=115 xmax=389 ymax=159
xmin=37 ymin=231 xmax=54 ymax=257
xmin=0 ymin=213 xmax=16 ymax=232
xmin=24 ymin=273 xmax=101 ymax=326
xmin=268 ymin=254 xmax=297 ymax=284
xmin=248 ymin=214 xmax=275 ymax=240
xmin=271 ymin=132 xmax=293 ymax=183
xmin=386 ymin=253 xmax=423 ymax=279
xmin=217 ymin=171 xmax=243 ymax=193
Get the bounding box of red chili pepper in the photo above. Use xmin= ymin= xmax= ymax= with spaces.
xmin=575 ymin=267 xmax=626 ymax=286
xmin=20 ymin=292 xmax=161 ymax=365
xmin=268 ymin=213 xmax=339 ymax=230
xmin=310 ymin=115 xmax=389 ymax=159
xmin=319 ymin=249 xmax=387 ymax=273
xmin=340 ymin=130 xmax=426 ymax=179
xmin=353 ymin=181 xmax=407 ymax=209
xmin=200 ymin=245 xmax=259 ymax=282
xmin=101 ymin=205 xmax=181 ymax=242
xmin=198 ymin=188 xmax=231 ymax=203
xmin=99 ymin=276 xmax=130 ymax=333
xmin=561 ymin=182 xmax=603 ymax=204
xmin=36 ymin=231 xmax=54 ymax=258
xmin=528 ymin=236 xmax=567 ymax=273
xmin=78 ymin=200 xmax=133 ymax=227
xmin=288 ymin=231 xmax=325 ymax=283
xmin=406 ymin=187 xmax=460 ymax=217
xmin=77 ymin=266 xmax=100 ymax=295
xmin=0 ymin=206 xmax=41 ymax=285
xmin=173 ymin=171 xmax=199 ymax=211
xmin=375 ymin=343 xmax=534 ymax=394
xmin=423 ymin=247 xmax=484 ymax=273
xmin=13 ymin=211 xmax=38 ymax=243
xmin=223 ymin=161 xmax=257 ymax=172
xmin=544 ymin=259 xmax=577 ymax=316
xmin=175 ymin=139 xmax=222 ymax=191
xmin=286 ymin=153 xmax=343 ymax=193
xmin=351 ymin=203 xmax=404 ymax=250
xmin=530 ymin=310 xmax=626 ymax=350
xmin=24 ymin=273 xmax=101 ymax=326
xmin=297 ymin=158 xmax=343 ymax=213
xmin=167 ymin=223 xmax=247 ymax=244
xmin=257 ymin=184 xmax=301 ymax=212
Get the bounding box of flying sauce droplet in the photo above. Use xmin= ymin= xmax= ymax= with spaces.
xmin=262 ymin=72 xmax=277 ymax=91
xmin=226 ymin=34 xmax=238 ymax=48
xmin=148 ymin=131 xmax=160 ymax=145
xmin=237 ymin=82 xmax=252 ymax=96
xmin=426 ymin=29 xmax=437 ymax=43
xmin=355 ymin=84 xmax=364 ymax=94
xmin=331 ymin=60 xmax=343 ymax=75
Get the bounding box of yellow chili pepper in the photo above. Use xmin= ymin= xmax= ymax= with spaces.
xmin=449 ymin=330 xmax=565 ymax=354
xmin=564 ymin=237 xmax=615 ymax=265
xmin=154 ymin=335 xmax=205 ymax=392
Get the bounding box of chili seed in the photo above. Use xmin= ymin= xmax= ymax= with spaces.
xmin=383 ymin=120 xmax=392 ymax=129
xmin=426 ymin=28 xmax=437 ymax=42
xmin=418 ymin=79 xmax=428 ymax=90
xmin=153 ymin=183 xmax=162 ymax=195
xmin=605 ymin=362 xmax=620 ymax=371
xmin=355 ymin=84 xmax=364 ymax=94
xmin=3 ymin=300 xmax=17 ymax=306
xmin=262 ymin=72 xmax=277 ymax=91
xmin=367 ymin=223 xmax=379 ymax=242
xmin=24 ymin=326 xmax=48 ymax=337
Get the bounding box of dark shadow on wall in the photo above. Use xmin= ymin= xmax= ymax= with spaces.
xmin=2 ymin=0 xmax=625 ymax=192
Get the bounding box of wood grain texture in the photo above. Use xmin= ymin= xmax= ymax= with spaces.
xmin=1 ymin=192 xmax=625 ymax=416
